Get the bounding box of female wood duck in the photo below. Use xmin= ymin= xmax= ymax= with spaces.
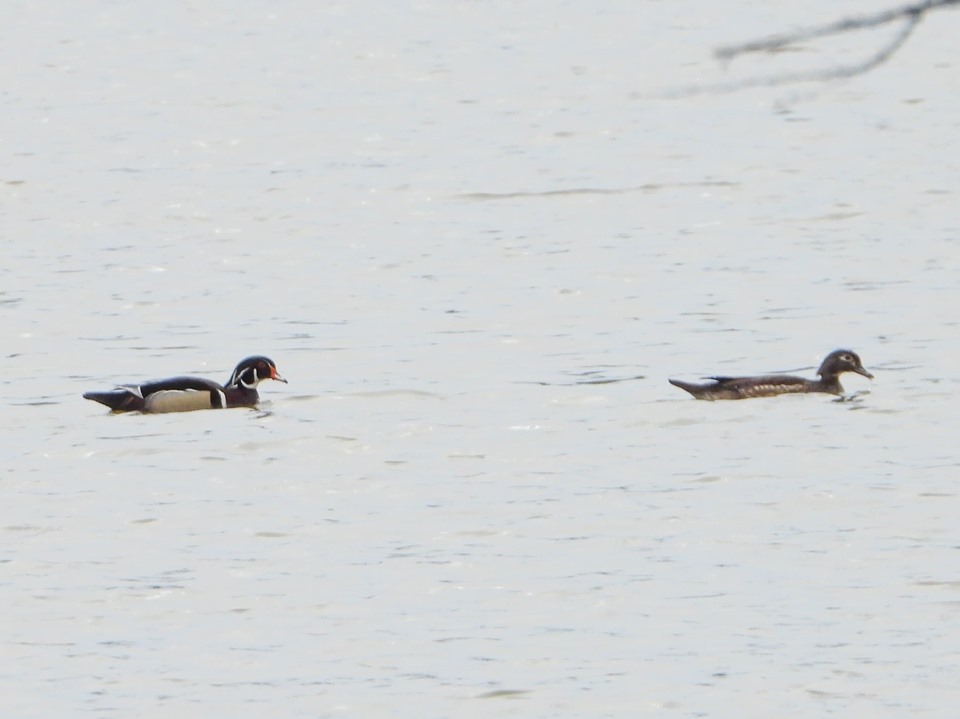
xmin=669 ymin=349 xmax=873 ymax=400
xmin=83 ymin=356 xmax=287 ymax=413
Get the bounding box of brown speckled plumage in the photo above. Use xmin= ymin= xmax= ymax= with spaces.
xmin=669 ymin=349 xmax=873 ymax=401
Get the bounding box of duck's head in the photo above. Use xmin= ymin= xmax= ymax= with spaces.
xmin=817 ymin=350 xmax=873 ymax=381
xmin=229 ymin=356 xmax=287 ymax=389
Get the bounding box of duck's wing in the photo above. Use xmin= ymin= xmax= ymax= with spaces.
xmin=706 ymin=374 xmax=806 ymax=387
xmin=84 ymin=376 xmax=224 ymax=412
xmin=136 ymin=376 xmax=223 ymax=396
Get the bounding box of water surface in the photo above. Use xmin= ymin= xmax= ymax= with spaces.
xmin=3 ymin=2 xmax=960 ymax=717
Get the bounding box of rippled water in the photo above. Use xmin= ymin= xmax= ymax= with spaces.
xmin=4 ymin=2 xmax=960 ymax=717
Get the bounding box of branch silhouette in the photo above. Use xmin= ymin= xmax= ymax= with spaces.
xmin=665 ymin=0 xmax=958 ymax=96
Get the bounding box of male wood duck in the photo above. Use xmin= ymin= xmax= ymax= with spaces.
xmin=669 ymin=349 xmax=873 ymax=400
xmin=83 ymin=356 xmax=287 ymax=413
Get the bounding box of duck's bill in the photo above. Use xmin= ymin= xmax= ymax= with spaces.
xmin=856 ymin=367 xmax=874 ymax=380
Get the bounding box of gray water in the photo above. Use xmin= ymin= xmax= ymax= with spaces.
xmin=4 ymin=2 xmax=960 ymax=717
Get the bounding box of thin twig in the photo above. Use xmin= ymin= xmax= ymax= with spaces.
xmin=715 ymin=0 xmax=949 ymax=62
xmin=657 ymin=0 xmax=958 ymax=97
xmin=711 ymin=13 xmax=921 ymax=91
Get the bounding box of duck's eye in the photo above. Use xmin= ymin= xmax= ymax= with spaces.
xmin=841 ymin=354 xmax=853 ymax=362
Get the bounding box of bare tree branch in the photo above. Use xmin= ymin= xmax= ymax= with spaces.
xmin=714 ymin=0 xmax=950 ymax=63
xmin=661 ymin=0 xmax=958 ymax=97
xmin=710 ymin=14 xmax=921 ymax=92
xmin=714 ymin=0 xmax=958 ymax=86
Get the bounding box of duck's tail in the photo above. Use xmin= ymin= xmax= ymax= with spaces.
xmin=668 ymin=378 xmax=705 ymax=397
xmin=83 ymin=390 xmax=143 ymax=412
